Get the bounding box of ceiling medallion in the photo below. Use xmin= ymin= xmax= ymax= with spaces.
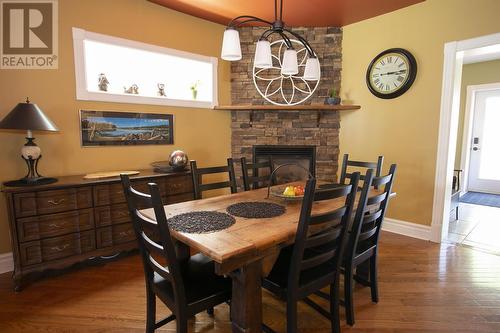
xmin=220 ymin=0 xmax=320 ymax=106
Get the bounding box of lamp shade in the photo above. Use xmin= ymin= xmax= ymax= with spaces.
xmin=281 ymin=48 xmax=298 ymax=76
xmin=303 ymin=57 xmax=321 ymax=81
xmin=254 ymin=39 xmax=273 ymax=69
xmin=221 ymin=28 xmax=242 ymax=61
xmin=0 ymin=99 xmax=58 ymax=132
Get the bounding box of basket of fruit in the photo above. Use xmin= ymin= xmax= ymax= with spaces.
xmin=269 ymin=184 xmax=305 ymax=201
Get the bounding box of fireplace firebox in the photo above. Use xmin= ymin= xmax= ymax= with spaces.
xmin=253 ymin=145 xmax=316 ymax=184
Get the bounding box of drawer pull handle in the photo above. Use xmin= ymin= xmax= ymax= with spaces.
xmin=48 ymin=223 xmax=60 ymax=228
xmin=51 ymin=244 xmax=69 ymax=252
xmin=47 ymin=199 xmax=65 ymax=205
xmin=118 ymin=212 xmax=129 ymax=217
xmin=119 ymin=231 xmax=132 ymax=237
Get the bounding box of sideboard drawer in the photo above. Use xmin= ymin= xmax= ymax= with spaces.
xmin=165 ymin=192 xmax=194 ymax=204
xmin=94 ymin=203 xmax=130 ymax=227
xmin=93 ymin=179 xmax=162 ymax=207
xmin=165 ymin=175 xmax=193 ymax=196
xmin=14 ymin=187 xmax=93 ymax=218
xmin=17 ymin=208 xmax=94 ymax=242
xmin=96 ymin=223 xmax=136 ymax=248
xmin=19 ymin=230 xmax=96 ymax=266
xmin=93 ymin=183 xmax=126 ymax=206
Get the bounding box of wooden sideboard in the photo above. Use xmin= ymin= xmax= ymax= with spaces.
xmin=2 ymin=169 xmax=193 ymax=290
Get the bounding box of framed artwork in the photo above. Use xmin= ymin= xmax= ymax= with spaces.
xmin=80 ymin=110 xmax=173 ymax=147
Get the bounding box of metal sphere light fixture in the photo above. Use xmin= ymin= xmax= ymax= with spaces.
xmin=221 ymin=0 xmax=321 ymax=83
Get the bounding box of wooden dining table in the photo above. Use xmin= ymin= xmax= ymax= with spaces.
xmin=140 ymin=184 xmax=390 ymax=333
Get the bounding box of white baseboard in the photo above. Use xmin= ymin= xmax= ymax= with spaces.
xmin=0 ymin=252 xmax=13 ymax=274
xmin=382 ymin=218 xmax=431 ymax=241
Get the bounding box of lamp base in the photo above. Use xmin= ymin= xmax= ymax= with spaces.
xmin=3 ymin=177 xmax=58 ymax=187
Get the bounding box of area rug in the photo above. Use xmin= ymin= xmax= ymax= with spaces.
xmin=460 ymin=191 xmax=500 ymax=208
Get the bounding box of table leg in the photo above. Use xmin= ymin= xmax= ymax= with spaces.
xmin=173 ymin=240 xmax=190 ymax=262
xmin=229 ymin=259 xmax=263 ymax=333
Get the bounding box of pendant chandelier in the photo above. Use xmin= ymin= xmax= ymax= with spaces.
xmin=220 ymin=0 xmax=320 ymax=81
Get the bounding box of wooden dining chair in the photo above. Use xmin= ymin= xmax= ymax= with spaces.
xmin=342 ymin=164 xmax=396 ymax=326
xmin=339 ymin=153 xmax=384 ymax=187
xmin=240 ymin=156 xmax=273 ymax=191
xmin=190 ymin=159 xmax=237 ymax=199
xmin=121 ymin=174 xmax=232 ymax=333
xmin=262 ymin=173 xmax=360 ymax=333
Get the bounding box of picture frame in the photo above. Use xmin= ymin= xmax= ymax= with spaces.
xmin=80 ymin=110 xmax=173 ymax=147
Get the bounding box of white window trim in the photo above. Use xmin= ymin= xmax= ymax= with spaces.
xmin=72 ymin=27 xmax=218 ymax=109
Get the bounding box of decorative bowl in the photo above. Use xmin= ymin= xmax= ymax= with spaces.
xmin=269 ymin=185 xmax=305 ymax=201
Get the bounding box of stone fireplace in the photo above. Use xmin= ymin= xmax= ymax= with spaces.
xmin=230 ymin=26 xmax=342 ymax=182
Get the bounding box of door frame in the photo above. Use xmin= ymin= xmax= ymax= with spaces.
xmin=430 ymin=32 xmax=500 ymax=243
xmin=459 ymin=83 xmax=500 ymax=195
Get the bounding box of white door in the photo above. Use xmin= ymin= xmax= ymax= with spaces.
xmin=468 ymin=89 xmax=500 ymax=194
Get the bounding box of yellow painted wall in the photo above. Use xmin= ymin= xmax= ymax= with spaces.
xmin=341 ymin=0 xmax=500 ymax=226
xmin=454 ymin=59 xmax=500 ymax=169
xmin=0 ymin=0 xmax=231 ymax=254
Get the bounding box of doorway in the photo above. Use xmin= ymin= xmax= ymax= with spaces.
xmin=431 ymin=32 xmax=500 ymax=250
xmin=447 ymin=81 xmax=500 ymax=254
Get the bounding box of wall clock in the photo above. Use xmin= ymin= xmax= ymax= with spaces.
xmin=366 ymin=48 xmax=417 ymax=99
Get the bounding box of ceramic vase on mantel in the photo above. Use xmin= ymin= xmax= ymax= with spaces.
xmin=324 ymin=96 xmax=341 ymax=105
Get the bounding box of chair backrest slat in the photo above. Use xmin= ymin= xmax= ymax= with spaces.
xmin=371 ymin=174 xmax=393 ymax=187
xmin=199 ymin=181 xmax=234 ymax=192
xmin=362 ymin=209 xmax=383 ymax=225
xmin=304 ymin=226 xmax=343 ymax=249
xmin=286 ymin=173 xmax=360 ymax=293
xmin=147 ymin=254 xmax=173 ymax=281
xmin=358 ymin=228 xmax=378 ymax=242
xmin=191 ymin=159 xmax=237 ymax=199
xmin=240 ymin=156 xmax=273 ymax=191
xmin=346 ymin=160 xmax=378 ymax=168
xmin=300 ymin=248 xmax=337 ymax=271
xmin=121 ymin=174 xmax=188 ymax=307
xmin=141 ymin=231 xmax=165 ymax=257
xmin=366 ymin=191 xmax=388 ymax=206
xmin=309 ymin=207 xmax=347 ymax=225
xmin=340 ymin=154 xmax=384 ymax=188
xmin=345 ymin=164 xmax=397 ymax=264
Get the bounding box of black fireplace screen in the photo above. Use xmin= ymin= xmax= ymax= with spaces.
xmin=253 ymin=145 xmax=316 ymax=184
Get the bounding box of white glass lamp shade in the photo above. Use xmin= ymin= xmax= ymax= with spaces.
xmin=221 ymin=28 xmax=242 ymax=61
xmin=281 ymin=48 xmax=299 ymax=75
xmin=303 ymin=57 xmax=321 ymax=81
xmin=254 ymin=39 xmax=273 ymax=68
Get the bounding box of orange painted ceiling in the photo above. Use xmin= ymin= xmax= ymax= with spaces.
xmin=149 ymin=0 xmax=424 ymax=27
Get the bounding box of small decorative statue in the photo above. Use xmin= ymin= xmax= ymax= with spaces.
xmin=98 ymin=73 xmax=109 ymax=92
xmin=190 ymin=80 xmax=200 ymax=100
xmin=157 ymin=83 xmax=166 ymax=97
xmin=124 ymin=84 xmax=139 ymax=94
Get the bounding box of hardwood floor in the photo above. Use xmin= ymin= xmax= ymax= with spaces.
xmin=0 ymin=232 xmax=499 ymax=332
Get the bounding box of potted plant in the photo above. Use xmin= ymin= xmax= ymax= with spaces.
xmin=190 ymin=81 xmax=200 ymax=100
xmin=325 ymin=87 xmax=341 ymax=105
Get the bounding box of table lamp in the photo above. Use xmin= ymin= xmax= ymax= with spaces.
xmin=0 ymin=98 xmax=59 ymax=186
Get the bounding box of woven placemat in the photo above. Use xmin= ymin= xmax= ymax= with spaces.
xmin=168 ymin=211 xmax=235 ymax=233
xmin=227 ymin=201 xmax=286 ymax=219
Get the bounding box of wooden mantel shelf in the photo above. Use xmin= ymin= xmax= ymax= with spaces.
xmin=213 ymin=104 xmax=361 ymax=111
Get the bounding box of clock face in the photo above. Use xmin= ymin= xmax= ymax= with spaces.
xmin=366 ymin=48 xmax=417 ymax=99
